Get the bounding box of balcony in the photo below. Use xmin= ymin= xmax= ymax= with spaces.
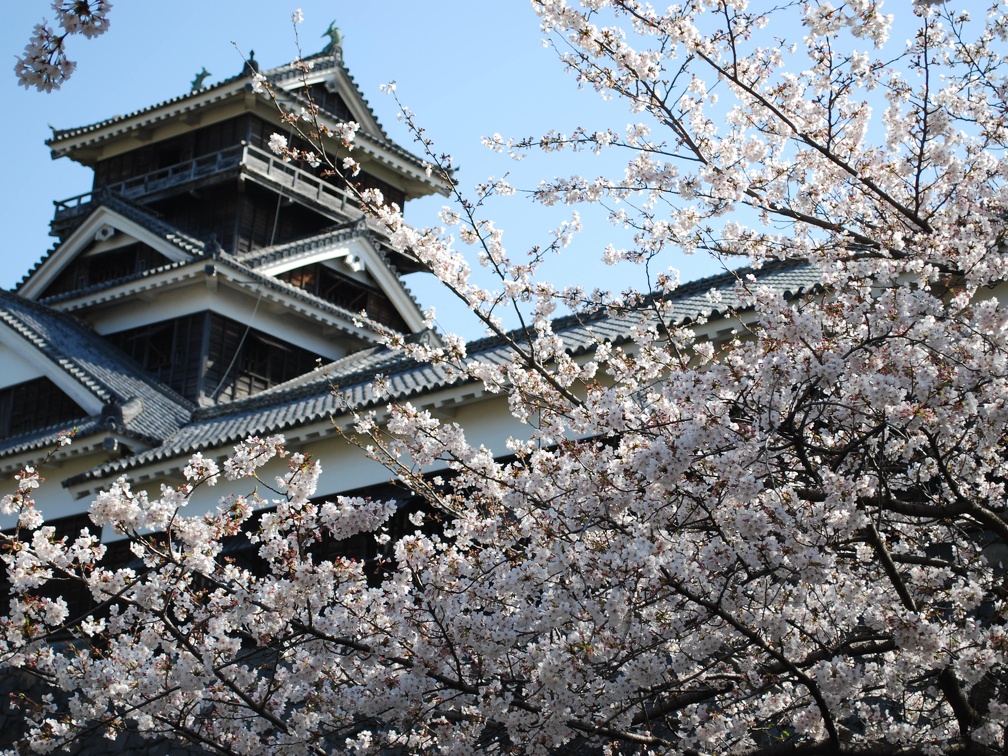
xmin=240 ymin=143 xmax=362 ymax=218
xmin=52 ymin=143 xmax=363 ymax=227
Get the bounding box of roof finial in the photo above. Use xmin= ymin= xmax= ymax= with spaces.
xmin=322 ymin=22 xmax=343 ymax=58
xmin=190 ymin=67 xmax=211 ymax=92
xmin=243 ymin=50 xmax=259 ymax=77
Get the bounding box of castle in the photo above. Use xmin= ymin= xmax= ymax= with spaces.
xmin=0 ymin=33 xmax=816 ymax=562
xmin=0 ymin=30 xmax=817 ymax=751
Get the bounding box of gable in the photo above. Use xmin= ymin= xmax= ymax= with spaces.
xmin=0 ymin=317 xmax=105 ymax=417
xmin=271 ymin=53 xmax=387 ymax=142
xmin=38 ymin=240 xmax=176 ymax=300
xmin=278 ymin=262 xmax=409 ymax=334
xmin=19 ymin=205 xmax=200 ymax=301
xmin=250 ymin=232 xmax=429 ymax=334
xmin=0 ymin=346 xmax=86 ymax=442
xmin=0 ymin=342 xmax=45 ymax=388
xmin=296 ymin=83 xmax=355 ymax=126
xmin=0 ymin=376 xmax=86 ymax=442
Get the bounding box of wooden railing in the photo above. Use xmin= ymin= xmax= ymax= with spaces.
xmin=53 ymin=143 xmax=362 ymax=222
xmin=240 ymin=144 xmax=361 ymax=216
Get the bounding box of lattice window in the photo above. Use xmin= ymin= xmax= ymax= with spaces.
xmin=204 ymin=314 xmax=320 ymax=403
xmin=279 ymin=263 xmax=409 ymax=333
xmin=108 ymin=313 xmax=204 ymax=401
xmin=300 ymin=83 xmax=353 ymax=122
xmin=0 ymin=377 xmax=83 ymax=440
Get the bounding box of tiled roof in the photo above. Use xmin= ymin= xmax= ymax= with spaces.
xmin=98 ymin=192 xmax=208 ymax=256
xmin=49 ymin=53 xmax=336 ymax=142
xmin=17 ymin=191 xmax=206 ymax=293
xmin=236 ymin=219 xmax=366 ymax=268
xmin=21 ymin=193 xmax=404 ymax=340
xmin=38 ymin=258 xmax=196 ymax=307
xmin=236 ymin=219 xmax=425 ymax=322
xmin=0 ymin=417 xmax=103 ymax=461
xmin=50 ymin=81 xmax=241 ymax=145
xmin=67 ymin=259 xmax=819 ymax=484
xmin=39 ymin=253 xmax=402 ymax=343
xmin=212 ymin=254 xmax=412 ymax=339
xmin=46 ymin=51 xmax=416 ymax=167
xmin=0 ymin=292 xmax=193 ymax=458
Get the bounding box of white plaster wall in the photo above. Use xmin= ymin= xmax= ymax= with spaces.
xmin=53 ymin=390 xmax=528 ymax=543
xmin=0 ymin=343 xmax=44 ymax=388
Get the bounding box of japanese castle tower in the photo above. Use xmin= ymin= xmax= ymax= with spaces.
xmin=0 ymin=41 xmax=818 ymax=751
xmin=0 ymin=35 xmax=460 ymax=525
xmin=0 ymin=27 xmax=818 ymax=546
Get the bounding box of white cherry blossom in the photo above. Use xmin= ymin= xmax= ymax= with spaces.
xmin=6 ymin=1 xmax=1008 ymax=753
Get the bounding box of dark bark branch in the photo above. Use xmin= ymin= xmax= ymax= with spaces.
xmin=663 ymin=571 xmax=842 ymax=748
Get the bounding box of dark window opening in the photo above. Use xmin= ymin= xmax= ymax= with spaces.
xmin=107 ymin=312 xmax=320 ymax=404
xmin=0 ymin=378 xmax=84 ymax=440
xmin=279 ymin=263 xmax=408 ymax=333
xmin=93 ymin=116 xmax=252 ymax=191
xmin=156 ymin=145 xmax=182 ymax=170
xmin=299 ymin=84 xmax=353 ymax=123
xmin=150 ymin=187 xmax=241 ymax=253
xmin=353 ymin=172 xmax=406 ymax=211
xmin=42 ymin=244 xmax=167 ymax=298
xmin=205 ymin=314 xmax=320 ymax=402
xmin=352 ymin=171 xmax=403 ymax=208
xmin=108 ymin=313 xmax=204 ymax=401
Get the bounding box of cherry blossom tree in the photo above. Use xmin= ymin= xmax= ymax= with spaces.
xmin=6 ymin=0 xmax=1008 ymax=753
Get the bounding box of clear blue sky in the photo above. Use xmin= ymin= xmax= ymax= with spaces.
xmin=1 ymin=2 xmax=721 ymax=339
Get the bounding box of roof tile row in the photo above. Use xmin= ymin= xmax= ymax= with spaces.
xmin=66 ymin=258 xmax=818 ymax=484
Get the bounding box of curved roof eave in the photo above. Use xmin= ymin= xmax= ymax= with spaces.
xmin=0 ymin=292 xmax=195 ymax=458
xmin=64 ymin=259 xmax=821 ymax=489
xmin=45 ymin=52 xmax=448 ymax=198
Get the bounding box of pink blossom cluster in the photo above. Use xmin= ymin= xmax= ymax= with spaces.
xmin=14 ymin=1 xmax=112 ymax=92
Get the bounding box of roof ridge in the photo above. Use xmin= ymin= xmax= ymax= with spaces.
xmin=460 ymin=257 xmax=814 ymax=354
xmin=37 ymin=259 xmax=194 ymax=306
xmin=0 ymin=418 xmax=102 ymax=460
xmin=188 ymin=343 xmax=420 ymax=422
xmin=237 ymin=220 xmax=363 ymax=267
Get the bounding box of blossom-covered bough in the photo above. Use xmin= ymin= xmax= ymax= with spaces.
xmin=15 ymin=1 xmax=112 ymax=92
xmin=7 ymin=0 xmax=1008 ymax=753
